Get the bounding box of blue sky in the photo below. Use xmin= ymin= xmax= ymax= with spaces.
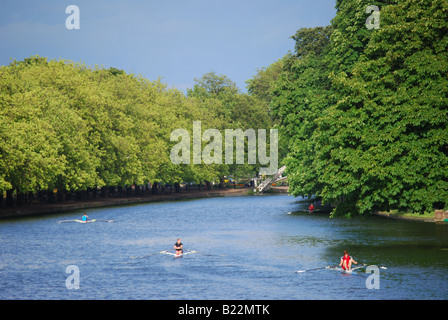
xmin=0 ymin=0 xmax=336 ymax=92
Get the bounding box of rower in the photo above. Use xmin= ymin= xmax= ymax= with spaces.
xmin=174 ymin=238 xmax=183 ymax=255
xmin=339 ymin=250 xmax=357 ymax=271
xmin=81 ymin=214 xmax=89 ymax=223
xmin=308 ymin=204 xmax=315 ymax=214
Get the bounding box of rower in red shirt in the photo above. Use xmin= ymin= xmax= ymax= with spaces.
xmin=339 ymin=251 xmax=357 ymax=271
xmin=308 ymin=204 xmax=315 ymax=214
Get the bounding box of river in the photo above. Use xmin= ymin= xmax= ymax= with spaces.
xmin=0 ymin=194 xmax=447 ymax=300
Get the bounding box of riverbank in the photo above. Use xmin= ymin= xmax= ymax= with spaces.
xmin=373 ymin=211 xmax=434 ymax=222
xmin=373 ymin=209 xmax=448 ymax=223
xmin=293 ymin=196 xmax=447 ymax=223
xmin=0 ymin=187 xmax=257 ymax=219
xmin=5 ymin=186 xmax=444 ymax=224
xmin=269 ymin=186 xmax=289 ymax=193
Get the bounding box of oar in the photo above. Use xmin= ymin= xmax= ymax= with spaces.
xmin=129 ymin=251 xmax=167 ymax=259
xmin=340 ymin=262 xmax=388 ymax=272
xmin=357 ymin=263 xmax=387 ymax=270
xmin=187 ymin=250 xmax=210 ymax=256
xmin=187 ymin=250 xmax=226 ymax=257
xmin=57 ymin=220 xmax=78 ymax=223
xmin=296 ymin=266 xmax=336 ymax=273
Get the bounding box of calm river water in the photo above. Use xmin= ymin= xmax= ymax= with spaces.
xmin=0 ymin=194 xmax=447 ymax=300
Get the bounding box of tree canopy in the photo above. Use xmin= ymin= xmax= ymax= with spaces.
xmin=0 ymin=60 xmax=276 ymax=199
xmin=270 ymin=0 xmax=448 ymax=216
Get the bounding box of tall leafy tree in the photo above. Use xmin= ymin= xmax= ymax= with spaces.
xmin=188 ymin=72 xmax=275 ymax=180
xmin=0 ymin=60 xmax=67 ymax=195
xmin=321 ymin=0 xmax=448 ymax=215
xmin=270 ymin=26 xmax=333 ymax=198
xmin=246 ymin=60 xmax=284 ymax=105
xmin=271 ymin=0 xmax=447 ymax=217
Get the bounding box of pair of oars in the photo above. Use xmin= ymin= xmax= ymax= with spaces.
xmin=129 ymin=249 xmax=225 ymax=259
xmin=296 ymin=263 xmax=387 ymax=273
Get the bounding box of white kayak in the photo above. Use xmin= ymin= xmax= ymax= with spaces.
xmin=327 ymin=265 xmax=366 ymax=274
xmin=58 ymin=219 xmax=115 ymax=223
xmin=160 ymin=250 xmax=195 ymax=257
xmin=297 ymin=263 xmax=385 ymax=274
xmin=129 ymin=250 xmax=218 ymax=259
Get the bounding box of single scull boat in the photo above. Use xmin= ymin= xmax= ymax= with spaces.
xmin=58 ymin=219 xmax=115 ymax=223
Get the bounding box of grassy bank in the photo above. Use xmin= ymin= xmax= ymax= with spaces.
xmin=374 ymin=210 xmax=436 ymax=223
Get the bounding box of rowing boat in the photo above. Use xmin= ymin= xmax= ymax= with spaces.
xmin=160 ymin=250 xmax=195 ymax=258
xmin=129 ymin=249 xmax=215 ymax=259
xmin=327 ymin=265 xmax=366 ymax=274
xmin=297 ymin=263 xmax=380 ymax=274
xmin=57 ymin=219 xmax=115 ymax=223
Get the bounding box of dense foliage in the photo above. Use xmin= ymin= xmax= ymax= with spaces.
xmin=0 ymin=58 xmax=274 ymax=202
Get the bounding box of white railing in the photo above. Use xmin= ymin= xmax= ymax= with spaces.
xmin=257 ymin=165 xmax=286 ymax=193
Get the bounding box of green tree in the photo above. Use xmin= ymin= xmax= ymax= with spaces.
xmin=189 ymin=72 xmax=276 ymax=179
xmin=270 ymin=0 xmax=448 ymax=217
xmin=321 ymin=0 xmax=448 ymax=215
xmin=0 ymin=61 xmax=67 ymax=195
xmin=270 ymin=26 xmax=334 ymax=198
xmin=246 ymin=60 xmax=284 ymax=105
